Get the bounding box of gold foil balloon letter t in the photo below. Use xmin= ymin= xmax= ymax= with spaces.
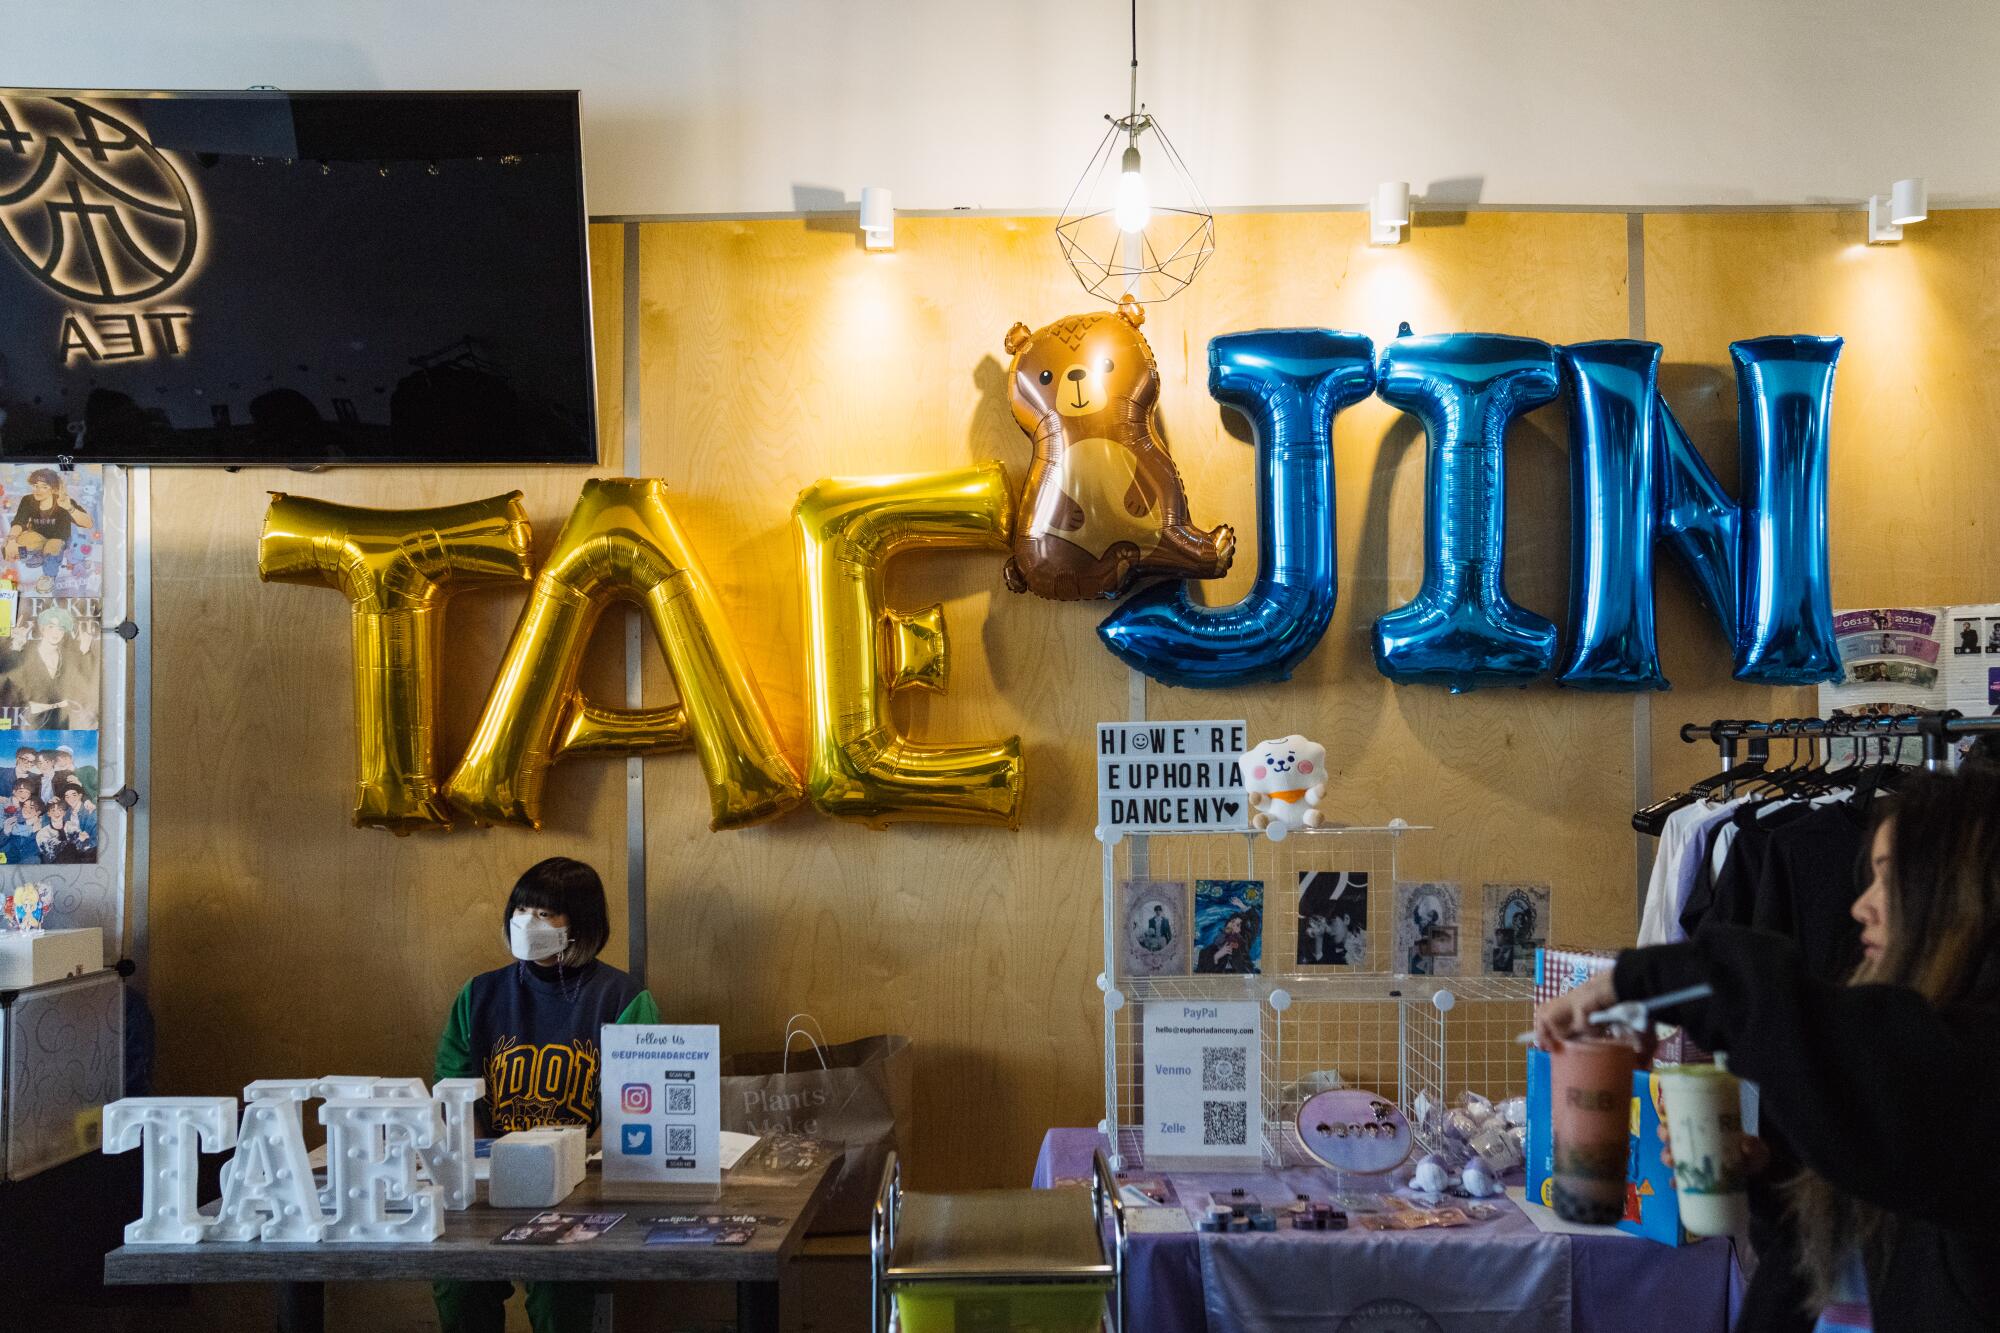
xmin=257 ymin=492 xmax=535 ymax=832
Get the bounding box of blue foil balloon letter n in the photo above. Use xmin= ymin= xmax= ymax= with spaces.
xmin=1555 ymin=337 xmax=1839 ymax=690
xmin=1556 ymin=339 xmax=1740 ymax=690
xmin=1732 ymin=336 xmax=1842 ymax=684
xmin=1372 ymin=334 xmax=1561 ymax=691
xmin=1098 ymin=329 xmax=1376 ymax=687
xmin=1655 ymin=396 xmax=1742 ymax=650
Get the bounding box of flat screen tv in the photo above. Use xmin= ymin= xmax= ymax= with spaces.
xmin=0 ymin=89 xmax=596 ymax=465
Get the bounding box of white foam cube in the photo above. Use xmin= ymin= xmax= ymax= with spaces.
xmin=488 ymin=1127 xmax=586 ymax=1209
xmin=0 ymin=927 xmax=104 ymax=987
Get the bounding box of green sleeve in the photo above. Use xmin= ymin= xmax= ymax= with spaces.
xmin=615 ymin=989 xmax=661 ymax=1025
xmin=434 ymin=982 xmax=476 ymax=1083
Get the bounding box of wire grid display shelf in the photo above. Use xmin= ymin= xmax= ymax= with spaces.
xmin=1099 ymin=824 xmax=1534 ymax=1169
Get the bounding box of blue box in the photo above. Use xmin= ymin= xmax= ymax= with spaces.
xmin=1617 ymin=1069 xmax=1689 ymax=1246
xmin=1525 ymin=1046 xmax=1553 ymax=1208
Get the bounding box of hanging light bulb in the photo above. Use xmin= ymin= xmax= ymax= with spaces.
xmin=1053 ymin=0 xmax=1213 ymax=304
xmin=1115 ymin=143 xmax=1150 ymax=234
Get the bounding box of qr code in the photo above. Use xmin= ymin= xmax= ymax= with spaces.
xmin=666 ymin=1086 xmax=694 ymax=1114
xmin=1202 ymin=1100 xmax=1248 ymax=1147
xmin=1202 ymin=1046 xmax=1247 ymax=1092
xmin=666 ymin=1125 xmax=695 ymax=1155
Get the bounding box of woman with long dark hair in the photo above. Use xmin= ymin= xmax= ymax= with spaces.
xmin=1536 ymin=768 xmax=1999 ymax=1332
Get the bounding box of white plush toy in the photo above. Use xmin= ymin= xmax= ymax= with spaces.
xmin=1242 ymin=735 xmax=1327 ymax=840
xmin=1461 ymin=1159 xmax=1504 ymax=1199
xmin=1408 ymin=1155 xmax=1449 ymax=1197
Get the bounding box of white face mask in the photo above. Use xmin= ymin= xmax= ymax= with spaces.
xmin=509 ymin=912 xmax=570 ymax=963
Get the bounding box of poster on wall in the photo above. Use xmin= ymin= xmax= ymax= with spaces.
xmin=0 ymin=465 xmax=104 ymax=729
xmin=0 ymin=591 xmax=102 ymax=730
xmin=1819 ymin=603 xmax=2000 ymax=762
xmin=1296 ymin=870 xmax=1368 ymax=968
xmin=1944 ymin=602 xmax=2000 ymax=717
xmin=1480 ymin=882 xmax=1550 ymax=976
xmin=1393 ymin=881 xmax=1461 ymax=977
xmin=1820 ymin=607 xmax=1944 ymax=720
xmin=0 ymin=729 xmax=99 ymax=864
xmin=1119 ymin=879 xmax=1188 ymax=977
xmin=0 ymin=465 xmax=104 ymax=598
xmin=1142 ymin=999 xmax=1263 ymax=1163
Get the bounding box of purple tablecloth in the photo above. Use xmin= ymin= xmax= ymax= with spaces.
xmin=1034 ymin=1129 xmax=1743 ymax=1333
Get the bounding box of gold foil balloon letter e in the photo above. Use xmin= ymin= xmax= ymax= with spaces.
xmin=793 ymin=464 xmax=1024 ymax=828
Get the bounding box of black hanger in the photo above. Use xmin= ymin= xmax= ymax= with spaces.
xmin=1772 ymin=719 xmax=1838 ymax=798
xmin=1632 ymin=726 xmax=1768 ymax=835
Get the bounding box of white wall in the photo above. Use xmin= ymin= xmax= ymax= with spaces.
xmin=7 ymin=0 xmax=1998 ymax=217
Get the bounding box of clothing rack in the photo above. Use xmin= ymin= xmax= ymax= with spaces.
xmin=1679 ymin=711 xmax=2000 ymax=788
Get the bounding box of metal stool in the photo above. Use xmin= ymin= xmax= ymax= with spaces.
xmin=870 ymin=1149 xmax=1125 ymax=1333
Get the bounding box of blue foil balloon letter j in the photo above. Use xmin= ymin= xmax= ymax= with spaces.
xmin=1098 ymin=329 xmax=1376 ymax=688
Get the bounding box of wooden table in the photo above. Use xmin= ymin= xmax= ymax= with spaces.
xmin=103 ymin=1153 xmax=844 ymax=1333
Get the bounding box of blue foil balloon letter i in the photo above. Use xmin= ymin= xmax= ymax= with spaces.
xmin=1372 ymin=333 xmax=1561 ymax=691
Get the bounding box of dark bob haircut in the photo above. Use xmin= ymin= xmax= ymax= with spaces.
xmin=504 ymin=858 xmax=611 ymax=961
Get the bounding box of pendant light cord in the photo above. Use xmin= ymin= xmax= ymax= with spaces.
xmin=1127 ymin=0 xmax=1140 ymax=128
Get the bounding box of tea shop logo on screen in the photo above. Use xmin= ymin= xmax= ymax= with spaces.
xmin=0 ymin=96 xmax=202 ymax=367
xmin=0 ymin=97 xmax=200 ymax=303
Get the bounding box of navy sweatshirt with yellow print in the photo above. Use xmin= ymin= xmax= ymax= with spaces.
xmin=434 ymin=959 xmax=660 ymax=1134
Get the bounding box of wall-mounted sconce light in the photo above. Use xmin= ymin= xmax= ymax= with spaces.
xmin=1371 ymin=181 xmax=1411 ymax=246
xmin=1867 ymin=177 xmax=1926 ymax=244
xmin=860 ymin=186 xmax=894 ymax=251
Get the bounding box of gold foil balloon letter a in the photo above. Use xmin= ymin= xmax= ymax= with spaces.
xmin=257 ymin=492 xmax=535 ymax=832
xmin=445 ymin=478 xmax=802 ymax=831
xmin=793 ymin=464 xmax=1024 ymax=828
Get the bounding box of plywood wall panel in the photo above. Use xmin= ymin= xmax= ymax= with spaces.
xmin=633 ymin=216 xmax=1121 ymax=1190
xmin=145 ymin=209 xmax=1992 ymax=1193
xmin=1643 ymin=210 xmax=2000 ymax=796
xmin=147 ymin=224 xmax=630 ymax=1094
xmin=631 ymin=211 xmax=1635 ymax=1189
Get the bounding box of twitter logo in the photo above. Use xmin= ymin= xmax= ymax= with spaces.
xmin=621 ymin=1124 xmax=652 ymax=1155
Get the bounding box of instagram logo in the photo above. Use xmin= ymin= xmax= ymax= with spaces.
xmin=620 ymin=1082 xmax=651 ymax=1114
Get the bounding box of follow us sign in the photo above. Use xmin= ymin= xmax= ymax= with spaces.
xmin=602 ymin=1025 xmax=721 ymax=1197
xmin=1097 ymin=720 xmax=1250 ymax=840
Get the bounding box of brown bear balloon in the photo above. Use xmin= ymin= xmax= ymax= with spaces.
xmin=1001 ymin=296 xmax=1235 ymax=600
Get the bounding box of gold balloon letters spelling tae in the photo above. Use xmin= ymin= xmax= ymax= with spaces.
xmin=445 ymin=478 xmax=802 ymax=832
xmin=262 ymin=473 xmax=1019 ymax=833
xmin=793 ymin=464 xmax=1023 ymax=829
xmin=257 ymin=492 xmax=534 ymax=832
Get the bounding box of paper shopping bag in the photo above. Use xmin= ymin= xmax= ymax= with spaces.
xmin=721 ymin=1021 xmax=913 ymax=1233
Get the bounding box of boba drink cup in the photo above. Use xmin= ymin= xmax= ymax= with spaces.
xmin=1550 ymin=1037 xmax=1637 ymax=1224
xmin=1656 ymin=1065 xmax=1749 ymax=1237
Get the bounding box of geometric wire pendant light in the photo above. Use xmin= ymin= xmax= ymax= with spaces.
xmin=1056 ymin=0 xmax=1215 ymax=305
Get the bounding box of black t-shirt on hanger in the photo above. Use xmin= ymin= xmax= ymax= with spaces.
xmin=1753 ymin=803 xmax=1868 ymax=982
xmin=1683 ymin=800 xmax=1814 ymax=937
